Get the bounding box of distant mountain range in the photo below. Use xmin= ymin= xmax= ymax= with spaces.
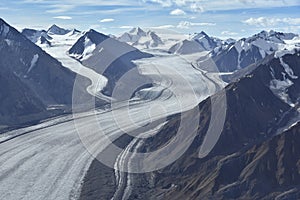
xmin=21 ymin=28 xmax=52 ymax=46
xmin=167 ymin=30 xmax=299 ymax=74
xmin=168 ymin=31 xmax=225 ymax=54
xmin=118 ymin=27 xmax=164 ymax=49
xmin=210 ymin=30 xmax=299 ymax=72
xmin=22 ymin=24 xmax=81 ymax=47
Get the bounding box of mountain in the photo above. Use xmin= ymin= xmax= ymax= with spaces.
xmin=37 ymin=35 xmax=51 ymax=46
xmin=68 ymin=28 xmax=81 ymax=36
xmin=0 ymin=18 xmax=88 ymax=130
xmin=68 ymin=29 xmax=110 ymax=61
xmin=138 ymin=50 xmax=300 ymax=199
xmin=21 ymin=28 xmax=52 ymax=46
xmin=47 ymin=24 xmax=70 ymax=35
xmin=69 ymin=29 xmax=153 ymax=98
xmin=210 ymin=30 xmax=299 ymax=72
xmin=80 ymin=49 xmax=300 ymax=199
xmin=22 ymin=26 xmax=81 ymax=46
xmin=169 ymin=31 xmax=222 ymax=54
xmin=118 ymin=27 xmax=164 ymax=49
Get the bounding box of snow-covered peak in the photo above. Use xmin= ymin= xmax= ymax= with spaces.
xmin=118 ymin=27 xmax=164 ymax=49
xmin=36 ymin=36 xmax=51 ymax=47
xmin=247 ymin=30 xmax=298 ymax=44
xmin=149 ymin=31 xmax=163 ymax=43
xmin=210 ymin=30 xmax=299 ymax=72
xmin=68 ymin=29 xmax=112 ymax=61
xmin=169 ymin=39 xmax=208 ymax=54
xmin=67 ymin=29 xmax=81 ymax=36
xmin=190 ymin=31 xmax=209 ymax=40
xmin=22 ymin=28 xmax=52 ymax=43
xmin=129 ymin=27 xmax=147 ymax=37
xmin=169 ymin=31 xmax=219 ymax=54
xmin=214 ymin=30 xmax=298 ymax=58
xmin=47 ymin=24 xmax=70 ymax=35
xmin=83 ymin=29 xmax=109 ymax=44
xmin=224 ymin=38 xmax=236 ymax=44
xmin=275 ymin=36 xmax=300 ymax=58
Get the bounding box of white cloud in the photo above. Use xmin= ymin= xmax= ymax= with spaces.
xmin=151 ymin=25 xmax=175 ymax=29
xmin=243 ymin=17 xmax=277 ymax=26
xmin=143 ymin=0 xmax=173 ymax=7
xmin=177 ymin=21 xmax=216 ymax=29
xmin=281 ymin=18 xmax=300 ymax=25
xmin=243 ymin=17 xmax=300 ymax=27
xmin=100 ymin=18 xmax=115 ymax=23
xmin=0 ymin=7 xmax=10 ymax=10
xmin=46 ymin=4 xmax=75 ymax=13
xmin=23 ymin=0 xmax=300 ymax=14
xmin=143 ymin=0 xmax=300 ymax=12
xmin=119 ymin=25 xmax=134 ymax=29
xmin=190 ymin=3 xmax=204 ymax=12
xmin=173 ymin=0 xmax=187 ymax=6
xmin=170 ymin=9 xmax=186 ymax=15
xmin=221 ymin=31 xmax=238 ymax=36
xmin=53 ymin=16 xmax=72 ymax=20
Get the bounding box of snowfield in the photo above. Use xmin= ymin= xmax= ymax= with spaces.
xmin=0 ymin=34 xmax=226 ymax=200
xmin=0 ymin=116 xmax=94 ymax=200
xmin=270 ymin=37 xmax=300 ymax=107
xmin=41 ymin=32 xmax=109 ymax=99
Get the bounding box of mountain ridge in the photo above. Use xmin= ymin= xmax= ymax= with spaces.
xmin=0 ymin=18 xmax=88 ymax=130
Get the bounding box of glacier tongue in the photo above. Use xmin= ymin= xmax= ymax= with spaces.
xmin=36 ymin=32 xmax=109 ymax=98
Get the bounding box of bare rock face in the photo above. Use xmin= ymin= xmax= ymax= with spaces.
xmin=0 ymin=18 xmax=88 ymax=130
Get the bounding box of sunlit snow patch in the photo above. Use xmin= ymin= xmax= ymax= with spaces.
xmin=27 ymin=54 xmax=39 ymax=74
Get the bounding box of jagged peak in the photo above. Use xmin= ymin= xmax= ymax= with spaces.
xmin=85 ymin=29 xmax=97 ymax=34
xmin=129 ymin=27 xmax=146 ymax=36
xmin=76 ymin=29 xmax=109 ymax=46
xmin=83 ymin=29 xmax=108 ymax=38
xmin=48 ymin=24 xmax=61 ymax=30
xmin=191 ymin=31 xmax=209 ymax=40
xmin=47 ymin=24 xmax=70 ymax=35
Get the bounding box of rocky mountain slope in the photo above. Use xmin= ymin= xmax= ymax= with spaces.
xmin=138 ymin=50 xmax=300 ymax=200
xmin=0 ymin=19 xmax=87 ymax=130
xmin=79 ymin=49 xmax=300 ymax=200
xmin=69 ymin=29 xmax=153 ymax=98
xmin=118 ymin=27 xmax=164 ymax=49
xmin=210 ymin=30 xmax=298 ymax=72
xmin=168 ymin=31 xmax=223 ymax=55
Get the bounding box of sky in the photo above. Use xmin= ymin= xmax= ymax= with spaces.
xmin=0 ymin=0 xmax=300 ymax=38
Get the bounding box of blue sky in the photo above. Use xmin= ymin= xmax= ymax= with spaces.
xmin=1 ymin=0 xmax=299 ymax=38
